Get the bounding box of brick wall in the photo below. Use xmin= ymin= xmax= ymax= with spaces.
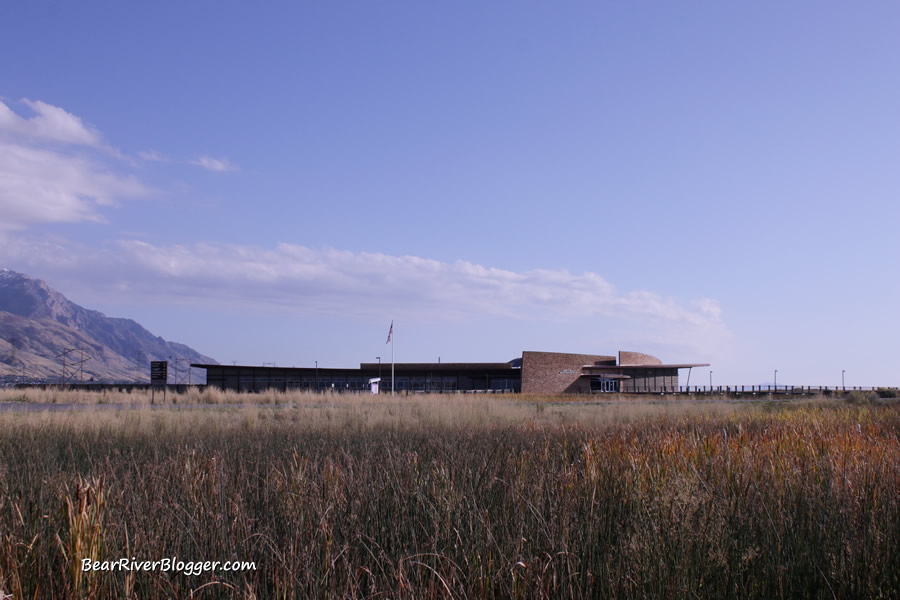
xmin=521 ymin=351 xmax=615 ymax=394
xmin=618 ymin=351 xmax=662 ymax=366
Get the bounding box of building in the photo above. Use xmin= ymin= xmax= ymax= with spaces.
xmin=520 ymin=351 xmax=708 ymax=393
xmin=193 ymin=350 xmax=707 ymax=394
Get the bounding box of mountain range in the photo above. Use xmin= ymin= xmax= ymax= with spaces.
xmin=0 ymin=269 xmax=217 ymax=383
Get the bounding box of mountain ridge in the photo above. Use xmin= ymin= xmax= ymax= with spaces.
xmin=0 ymin=269 xmax=217 ymax=382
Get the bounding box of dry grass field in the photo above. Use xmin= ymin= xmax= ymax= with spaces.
xmin=0 ymin=390 xmax=898 ymax=598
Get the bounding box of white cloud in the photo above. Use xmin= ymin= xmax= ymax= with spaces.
xmin=0 ymin=99 xmax=239 ymax=229
xmin=0 ymin=99 xmax=150 ymax=229
xmin=0 ymin=98 xmax=103 ymax=146
xmin=140 ymin=151 xmax=238 ymax=172
xmin=0 ymin=236 xmax=726 ymax=339
xmin=191 ymin=156 xmax=238 ymax=172
xmin=138 ymin=150 xmax=169 ymax=162
xmin=0 ymin=139 xmax=148 ymax=230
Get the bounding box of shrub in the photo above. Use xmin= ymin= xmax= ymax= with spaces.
xmin=845 ymin=390 xmax=879 ymax=405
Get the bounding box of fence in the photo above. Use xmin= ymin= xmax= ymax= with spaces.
xmin=612 ymin=385 xmax=887 ymax=395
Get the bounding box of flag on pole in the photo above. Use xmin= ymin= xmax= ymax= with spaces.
xmin=386 ymin=321 xmax=393 ymax=344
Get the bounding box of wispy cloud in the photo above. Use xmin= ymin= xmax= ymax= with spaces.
xmin=0 ymin=98 xmax=236 ymax=230
xmin=0 ymin=98 xmax=103 ymax=146
xmin=190 ymin=156 xmax=238 ymax=172
xmin=0 ymin=99 xmax=149 ymax=230
xmin=0 ymin=141 xmax=147 ymax=229
xmin=138 ymin=150 xmax=169 ymax=162
xmin=138 ymin=151 xmax=238 ymax=173
xmin=0 ymin=236 xmax=726 ymax=339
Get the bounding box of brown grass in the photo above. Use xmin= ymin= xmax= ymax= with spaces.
xmin=0 ymin=394 xmax=898 ymax=598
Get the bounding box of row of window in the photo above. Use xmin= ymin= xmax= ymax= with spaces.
xmin=621 ymin=376 xmax=678 ymax=392
xmin=380 ymin=377 xmax=521 ymax=392
xmin=590 ymin=376 xmax=683 ymax=393
xmin=221 ymin=376 xmax=368 ymax=390
xmin=211 ymin=374 xmax=523 ymax=392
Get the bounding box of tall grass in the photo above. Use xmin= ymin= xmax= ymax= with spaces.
xmin=0 ymin=397 xmax=898 ymax=598
xmin=0 ymin=386 xmax=824 ymax=407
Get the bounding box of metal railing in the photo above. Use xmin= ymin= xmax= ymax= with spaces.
xmin=601 ymin=385 xmax=887 ymax=395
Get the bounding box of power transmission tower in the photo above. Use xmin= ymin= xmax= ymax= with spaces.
xmin=56 ymin=348 xmax=91 ymax=384
xmin=75 ymin=347 xmax=90 ymax=383
xmin=56 ymin=348 xmax=76 ymax=384
xmin=168 ymin=356 xmax=192 ymax=385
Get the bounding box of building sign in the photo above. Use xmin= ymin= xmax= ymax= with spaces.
xmin=559 ymin=369 xmax=577 ymax=375
xmin=151 ymin=361 xmax=168 ymax=385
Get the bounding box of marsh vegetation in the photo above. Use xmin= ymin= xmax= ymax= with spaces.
xmin=0 ymin=392 xmax=898 ymax=598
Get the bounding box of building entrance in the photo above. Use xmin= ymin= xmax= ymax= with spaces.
xmin=590 ymin=377 xmax=620 ymax=393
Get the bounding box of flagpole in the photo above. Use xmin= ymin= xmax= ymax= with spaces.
xmin=391 ymin=321 xmax=395 ymax=396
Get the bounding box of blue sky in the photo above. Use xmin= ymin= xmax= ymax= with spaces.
xmin=1 ymin=2 xmax=898 ymax=386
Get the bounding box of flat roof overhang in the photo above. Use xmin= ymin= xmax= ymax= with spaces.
xmin=191 ymin=364 xmax=347 ymax=369
xmin=193 ymin=363 xmax=518 ymax=373
xmin=583 ymin=363 xmax=709 ymax=371
xmin=359 ymin=362 xmax=515 ymax=371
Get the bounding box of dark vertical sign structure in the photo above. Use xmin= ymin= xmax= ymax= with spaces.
xmin=151 ymin=361 xmax=168 ymax=384
xmin=151 ymin=361 xmax=168 ymax=404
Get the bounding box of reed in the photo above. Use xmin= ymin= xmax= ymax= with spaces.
xmin=0 ymin=395 xmax=897 ymax=598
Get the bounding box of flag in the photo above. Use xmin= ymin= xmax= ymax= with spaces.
xmin=386 ymin=321 xmax=393 ymax=344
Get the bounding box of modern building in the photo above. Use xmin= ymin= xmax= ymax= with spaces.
xmin=193 ymin=350 xmax=707 ymax=394
xmin=520 ymin=351 xmax=708 ymax=393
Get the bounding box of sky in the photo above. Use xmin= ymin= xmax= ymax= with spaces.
xmin=1 ymin=2 xmax=898 ymax=387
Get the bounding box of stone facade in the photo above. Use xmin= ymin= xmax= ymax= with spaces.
xmin=521 ymin=351 xmax=615 ymax=394
xmin=618 ymin=351 xmax=662 ymax=366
